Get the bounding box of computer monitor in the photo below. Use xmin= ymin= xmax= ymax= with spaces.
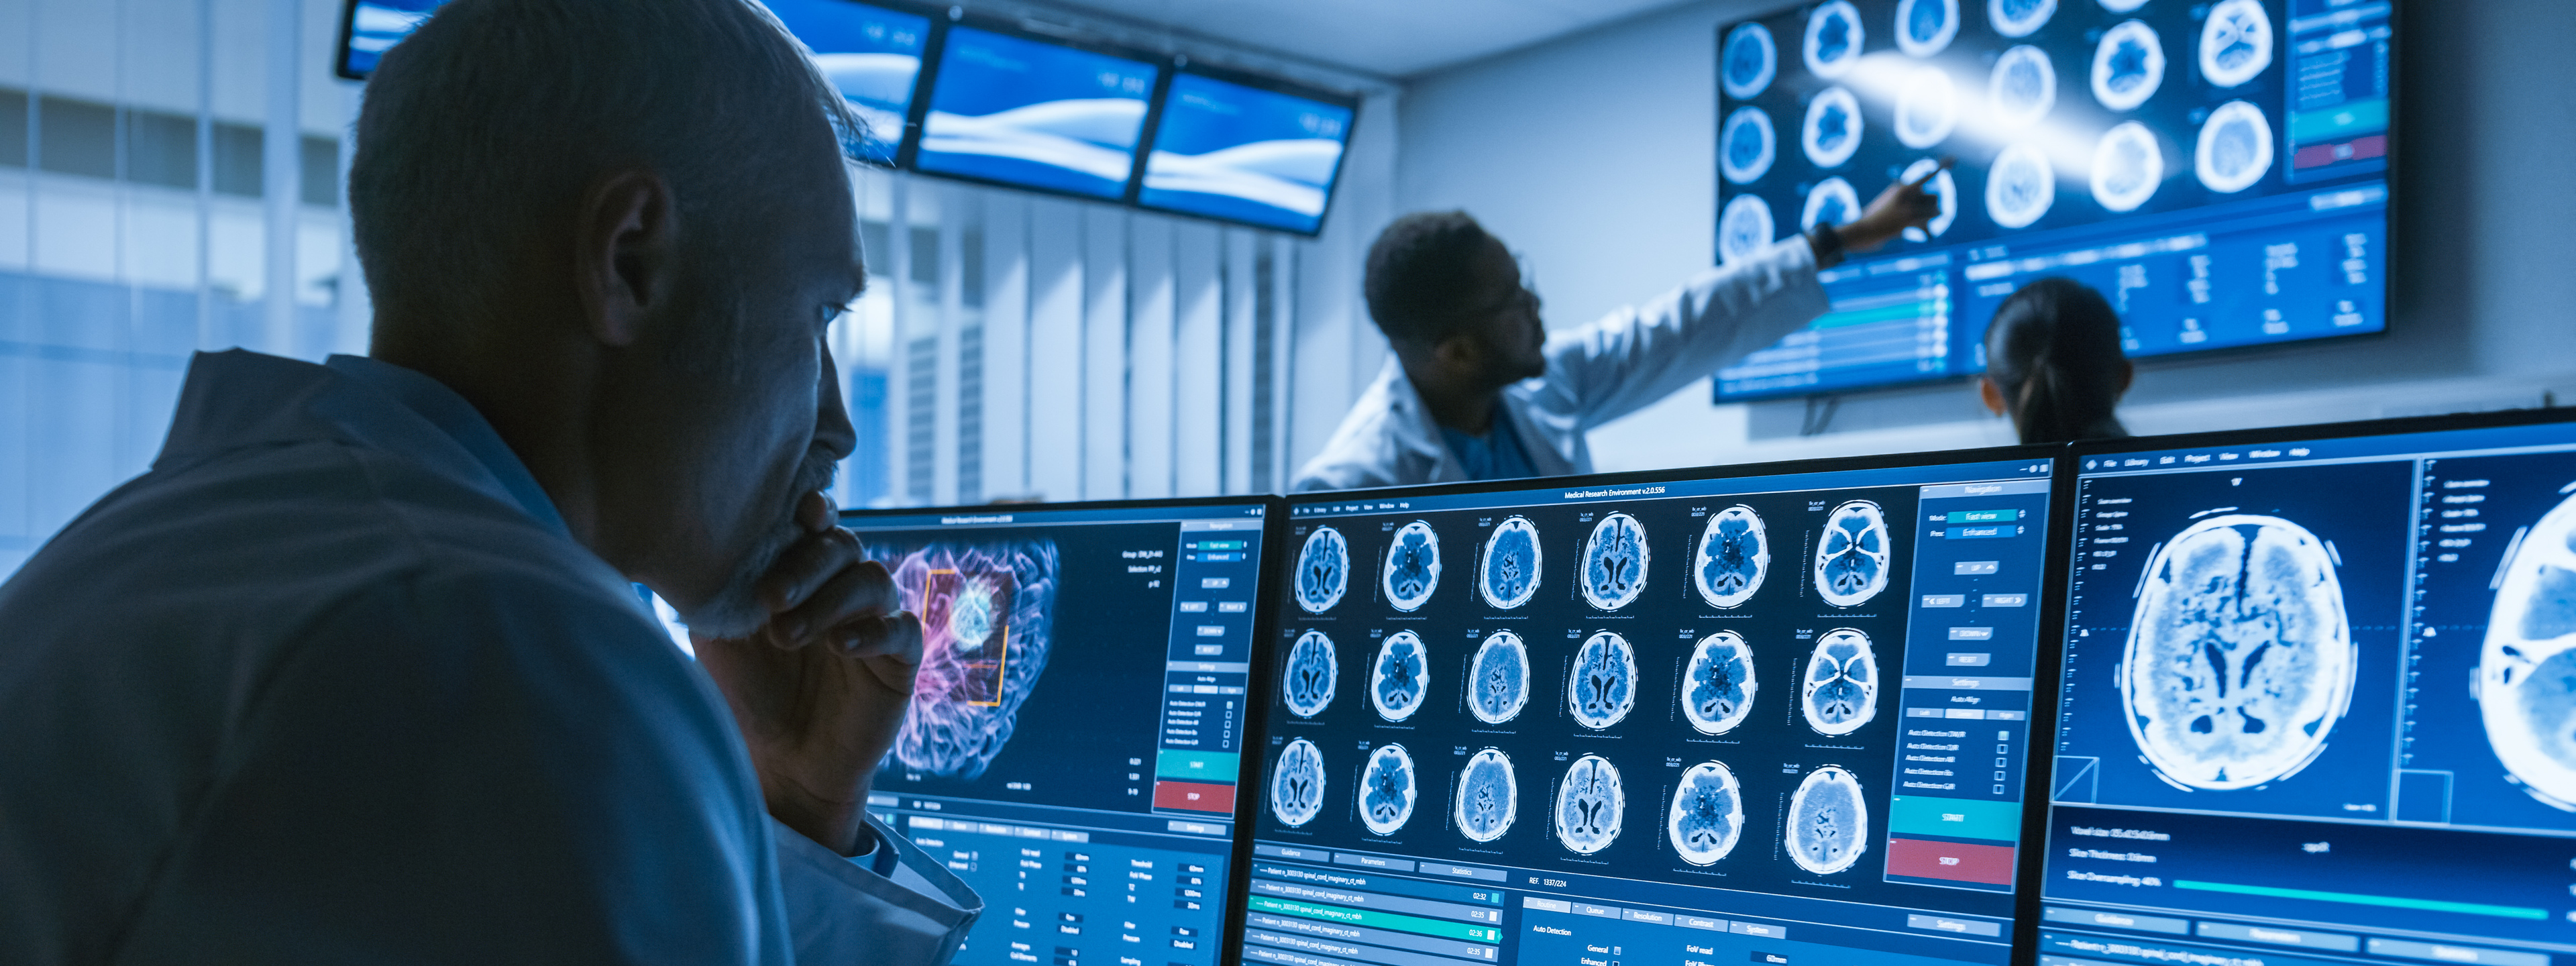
xmin=1135 ymin=68 xmax=1359 ymax=236
xmin=1250 ymin=449 xmax=2065 ymax=966
xmin=765 ymin=0 xmax=934 ymax=164
xmin=335 ymin=0 xmax=444 ymax=80
xmin=911 ymin=22 xmax=1163 ymax=201
xmin=841 ymin=496 xmax=1275 ymax=966
xmin=1711 ymin=0 xmax=2396 ymax=400
xmin=2037 ymin=410 xmax=2576 ymax=966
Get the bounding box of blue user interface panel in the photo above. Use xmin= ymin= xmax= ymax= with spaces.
xmin=842 ymin=500 xmax=1269 ymax=966
xmin=1712 ymin=0 xmax=2394 ymax=400
xmin=2044 ymin=417 xmax=2576 ymax=966
xmin=915 ymin=25 xmax=1161 ymax=200
xmin=336 ymin=0 xmax=445 ymax=78
xmin=1138 ymin=72 xmax=1356 ymax=235
xmin=1257 ymin=455 xmax=2057 ymax=966
xmin=765 ymin=0 xmax=931 ymax=164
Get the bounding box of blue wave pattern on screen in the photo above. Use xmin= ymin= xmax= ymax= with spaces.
xmin=1140 ymin=72 xmax=1353 ymax=233
xmin=341 ymin=0 xmax=445 ymax=77
xmin=765 ymin=0 xmax=929 ymax=164
xmin=916 ymin=27 xmax=1157 ymax=199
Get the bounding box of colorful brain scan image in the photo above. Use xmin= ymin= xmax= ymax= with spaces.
xmin=2194 ymin=100 xmax=2274 ymax=194
xmin=1898 ymin=158 xmax=1959 ymax=243
xmin=884 ymin=540 xmax=1059 ymax=780
xmin=1988 ymin=0 xmax=2055 ymax=38
xmin=1695 ymin=504 xmax=1771 ymax=608
xmin=1985 ymin=142 xmax=2057 ymax=229
xmin=1281 ymin=629 xmax=1339 ymax=718
xmin=1802 ymin=628 xmax=1881 ymax=735
xmin=2124 ymin=514 xmax=2354 ymax=790
xmin=1719 ymin=195 xmax=1778 ymax=266
xmin=1684 ymin=631 xmax=1761 ymax=735
xmin=1360 ymin=744 xmax=1419 ymax=836
xmin=1786 ymin=765 xmax=1870 ymax=874
xmin=1371 ymin=631 xmax=1430 ymax=722
xmin=2099 ymin=0 xmax=2147 ymax=11
xmin=1456 ymin=748 xmax=1519 ymax=842
xmin=2479 ymin=491 xmax=2576 ymax=810
xmin=1721 ymin=107 xmax=1778 ymax=186
xmin=1895 ymin=66 xmax=1960 ymax=150
xmin=1896 ymin=0 xmax=1960 ymax=58
xmin=1469 ymin=631 xmax=1533 ymax=725
xmin=2199 ymin=0 xmax=2273 ymax=88
xmin=1295 ymin=526 xmax=1349 ymax=614
xmin=1668 ymin=761 xmax=1746 ymax=865
xmin=2090 ymin=121 xmax=2165 ymax=213
xmin=2092 ymin=19 xmax=2165 ymax=112
xmin=1802 ymin=87 xmax=1864 ymax=169
xmin=1988 ymin=45 xmax=2057 ymax=131
xmin=1554 ymin=754 xmax=1627 ymax=855
xmin=1813 ymin=500 xmax=1892 ymax=606
xmin=1803 ymin=1 xmax=1864 ymax=79
xmin=1381 ymin=520 xmax=1442 ymax=611
xmin=1271 ymin=738 xmax=1326 ymax=827
xmin=1581 ymin=512 xmax=1651 ymax=610
xmin=1801 ymin=178 xmax=1860 ymax=234
xmin=1723 ymin=22 xmax=1778 ymax=100
xmin=1481 ymin=516 xmax=1544 ymax=610
xmin=1568 ymin=631 xmax=1640 ymax=730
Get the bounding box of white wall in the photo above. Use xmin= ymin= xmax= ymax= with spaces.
xmin=1393 ymin=0 xmax=2576 ymax=472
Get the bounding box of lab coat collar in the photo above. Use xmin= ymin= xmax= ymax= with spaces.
xmin=1367 ymin=358 xmax=1469 ymax=484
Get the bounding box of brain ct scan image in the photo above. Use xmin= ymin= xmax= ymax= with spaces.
xmin=1469 ymin=631 xmax=1533 ymax=724
xmin=2195 ymin=100 xmax=2274 ymax=194
xmin=1683 ymin=630 xmax=1760 ymax=735
xmin=1896 ymin=0 xmax=1959 ymax=58
xmin=2091 ymin=121 xmax=2165 ymax=213
xmin=1894 ymin=66 xmax=1960 ymax=149
xmin=1271 ymin=737 xmax=1326 ymax=827
xmin=1382 ymin=520 xmax=1442 ymax=611
xmin=2098 ymin=0 xmax=2147 ymax=11
xmin=1898 ymin=158 xmax=1959 ymax=243
xmin=1803 ymin=1 xmax=1863 ymax=79
xmin=2124 ymin=514 xmax=2356 ymax=790
xmin=2091 ymin=19 xmax=2165 ymax=112
xmin=1984 ymin=142 xmax=2057 ymax=229
xmin=1360 ymin=744 xmax=1419 ymax=836
xmin=1721 ymin=107 xmax=1778 ymax=186
xmin=1813 ymin=500 xmax=1892 ymax=606
xmin=2199 ymin=0 xmax=2274 ymax=89
xmin=1802 ymin=628 xmax=1881 ymax=735
xmin=1568 ymin=631 xmax=1640 ymax=729
xmin=1580 ymin=512 xmax=1652 ymax=610
xmin=1481 ymin=516 xmax=1544 ymax=610
xmin=1988 ymin=44 xmax=2057 ymax=131
xmin=1719 ymin=195 xmax=1778 ymax=265
xmin=1723 ymin=21 xmax=1778 ymax=100
xmin=1786 ymin=765 xmax=1870 ymax=874
xmin=1456 ymin=748 xmax=1519 ymax=842
xmin=888 ymin=540 xmax=1059 ymax=779
xmin=1801 ymin=177 xmax=1860 ymax=234
xmin=1371 ymin=631 xmax=1430 ymax=722
xmin=1988 ymin=0 xmax=2055 ymax=38
xmin=1695 ymin=504 xmax=1772 ymax=608
xmin=1668 ymin=761 xmax=1746 ymax=865
xmin=1282 ymin=629 xmax=1339 ymax=718
xmin=1295 ymin=526 xmax=1348 ymax=614
xmin=1554 ymin=754 xmax=1627 ymax=854
xmin=2480 ymin=491 xmax=2576 ymax=810
xmin=1801 ymin=86 xmax=1863 ymax=168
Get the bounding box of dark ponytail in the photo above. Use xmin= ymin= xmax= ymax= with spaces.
xmin=1983 ymin=277 xmax=2128 ymax=444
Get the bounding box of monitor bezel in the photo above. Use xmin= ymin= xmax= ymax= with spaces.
xmin=1126 ymin=60 xmax=1365 ymax=238
xmin=333 ymin=0 xmax=394 ymax=80
xmin=898 ymin=10 xmax=1172 ymax=205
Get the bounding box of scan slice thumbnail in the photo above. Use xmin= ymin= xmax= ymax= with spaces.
xmin=1802 ymin=87 xmax=1864 ymax=169
xmin=2091 ymin=19 xmax=2165 ymax=112
xmin=1469 ymin=631 xmax=1533 ymax=724
xmin=1896 ymin=0 xmax=1959 ymax=58
xmin=2123 ymin=514 xmax=2355 ymax=790
xmin=1569 ymin=631 xmax=1641 ymax=730
xmin=1723 ymin=22 xmax=1778 ymax=100
xmin=2481 ymin=490 xmax=2576 ymax=810
xmin=1382 ymin=519 xmax=1442 ymax=612
xmin=1898 ymin=158 xmax=1959 ymax=243
xmin=1722 ymin=108 xmax=1778 ymax=186
xmin=1803 ymin=1 xmax=1864 ymax=80
xmin=2098 ymin=0 xmax=2147 ymax=11
xmin=1668 ymin=761 xmax=1747 ymax=865
xmin=1295 ymin=525 xmax=1349 ymax=614
xmin=1803 ymin=628 xmax=1881 ymax=736
xmin=1719 ymin=195 xmax=1778 ymax=266
xmin=1988 ymin=45 xmax=2057 ymax=131
xmin=1802 ymin=178 xmax=1860 ymax=234
xmin=1986 ymin=142 xmax=2057 ymax=229
xmin=1684 ymin=631 xmax=1761 ymax=735
xmin=1581 ymin=512 xmax=1652 ymax=610
xmin=1360 ymin=744 xmax=1419 ymax=836
xmin=1372 ymin=630 xmax=1430 ymax=722
xmin=1697 ymin=504 xmax=1772 ymax=608
xmin=2198 ymin=0 xmax=2273 ymax=89
xmin=1554 ymin=754 xmax=1627 ymax=855
xmin=1787 ymin=765 xmax=1870 ymax=874
xmin=1282 ymin=629 xmax=1339 ymax=718
xmin=2091 ymin=121 xmax=2164 ymax=213
xmin=1813 ymin=499 xmax=1892 ymax=606
xmin=1456 ymin=748 xmax=1519 ymax=842
xmin=1987 ymin=0 xmax=2054 ymax=38
xmin=2195 ymin=100 xmax=2274 ymax=195
xmin=1895 ymin=66 xmax=1960 ymax=150
xmin=1271 ymin=738 xmax=1326 ymax=827
xmin=885 ymin=539 xmax=1059 ymax=780
xmin=1481 ymin=516 xmax=1544 ymax=610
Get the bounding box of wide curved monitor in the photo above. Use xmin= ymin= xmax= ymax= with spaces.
xmin=765 ymin=0 xmax=934 ymax=164
xmin=1136 ymin=69 xmax=1359 ymax=236
xmin=913 ymin=23 xmax=1163 ymax=201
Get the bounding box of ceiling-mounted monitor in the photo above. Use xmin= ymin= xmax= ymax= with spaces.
xmin=335 ymin=0 xmax=444 ymax=80
xmin=910 ymin=22 xmax=1163 ymax=201
xmin=1134 ymin=68 xmax=1360 ymax=236
xmin=765 ymin=0 xmax=934 ymax=164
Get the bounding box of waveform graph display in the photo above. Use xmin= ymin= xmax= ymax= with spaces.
xmin=1281 ymin=630 xmax=1339 ymax=719
xmin=1684 ymin=631 xmax=1760 ymax=735
xmin=1554 ymin=754 xmax=1627 ymax=855
xmin=1802 ymin=628 xmax=1880 ymax=737
xmin=1381 ymin=520 xmax=1443 ymax=612
xmin=1695 ymin=504 xmax=1770 ymax=608
xmin=1568 ymin=631 xmax=1640 ymax=730
xmin=1360 ymin=744 xmax=1419 ymax=836
xmin=1295 ymin=526 xmax=1348 ymax=614
xmin=1456 ymin=748 xmax=1519 ymax=843
xmin=1481 ymin=516 xmax=1544 ymax=610
xmin=1271 ymin=737 xmax=1326 ymax=827
xmin=1668 ymin=761 xmax=1746 ymax=865
xmin=890 ymin=540 xmax=1059 ymax=780
xmin=2124 ymin=514 xmax=2356 ymax=791
xmin=1468 ymin=631 xmax=1532 ymax=725
xmin=1580 ymin=512 xmax=1652 ymax=610
xmin=1371 ymin=631 xmax=1430 ymax=722
xmin=2481 ymin=491 xmax=2576 ymax=810
xmin=1786 ymin=765 xmax=1870 ymax=874
xmin=1814 ymin=500 xmax=1892 ymax=606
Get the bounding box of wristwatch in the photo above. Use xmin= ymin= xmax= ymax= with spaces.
xmin=1805 ymin=223 xmax=1847 ymax=268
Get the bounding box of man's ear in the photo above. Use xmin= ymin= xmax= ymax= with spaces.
xmin=574 ymin=170 xmax=677 ymax=349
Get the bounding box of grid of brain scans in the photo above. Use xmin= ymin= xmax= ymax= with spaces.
xmin=1254 ymin=452 xmax=2059 ymax=966
xmin=2043 ymin=417 xmax=2576 ymax=966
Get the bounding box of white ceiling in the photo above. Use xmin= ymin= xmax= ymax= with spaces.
xmin=1034 ymin=0 xmax=1705 ymax=79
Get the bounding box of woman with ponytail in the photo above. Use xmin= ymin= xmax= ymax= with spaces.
xmin=1978 ymin=276 xmax=2135 ymax=443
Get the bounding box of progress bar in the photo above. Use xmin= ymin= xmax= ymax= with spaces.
xmin=2173 ymin=881 xmax=2548 ymax=920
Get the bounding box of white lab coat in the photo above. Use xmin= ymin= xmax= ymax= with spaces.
xmin=1291 ymin=237 xmax=1831 ymax=492
xmin=0 ymin=350 xmax=978 ymax=965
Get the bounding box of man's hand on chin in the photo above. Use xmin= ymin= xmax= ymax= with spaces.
xmin=695 ymin=491 xmax=923 ymax=857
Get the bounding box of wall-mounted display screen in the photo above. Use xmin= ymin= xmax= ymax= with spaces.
xmin=335 ymin=0 xmax=445 ymax=79
xmin=766 ymin=0 xmax=932 ymax=164
xmin=1137 ymin=70 xmax=1357 ymax=236
xmin=1712 ymin=0 xmax=2394 ymax=401
xmin=914 ymin=25 xmax=1161 ymax=200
